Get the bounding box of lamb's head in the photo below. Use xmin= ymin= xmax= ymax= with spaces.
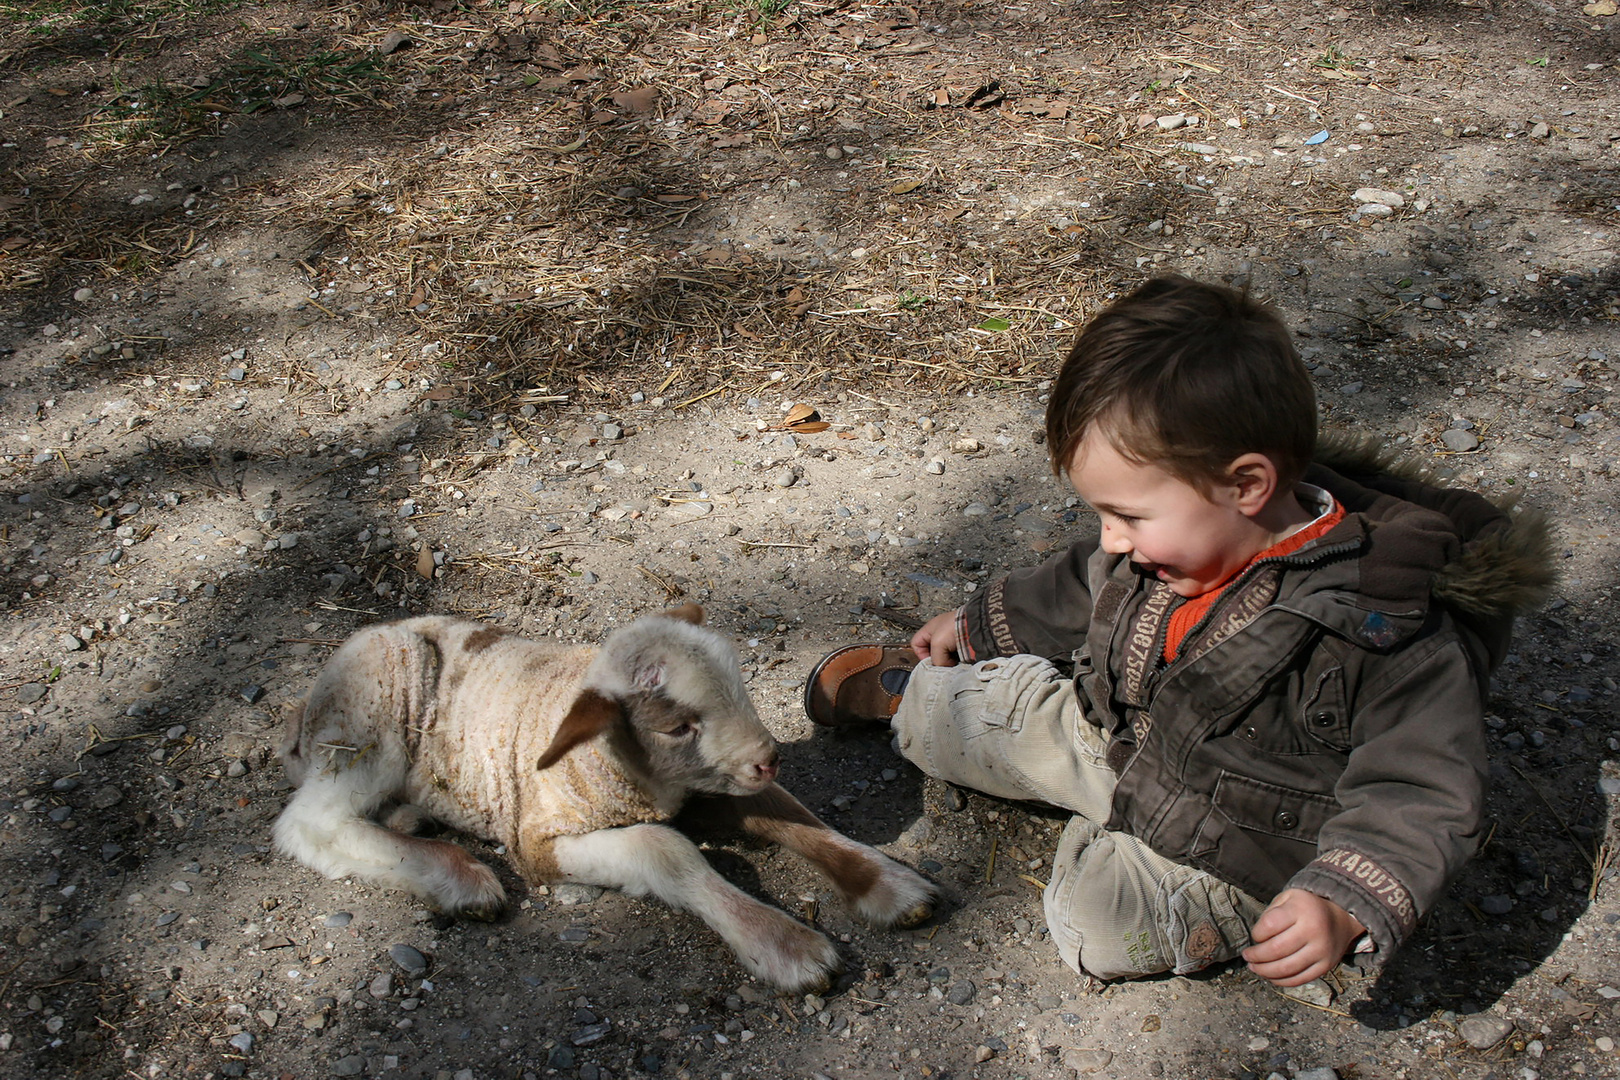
xmin=536 ymin=605 xmax=780 ymax=797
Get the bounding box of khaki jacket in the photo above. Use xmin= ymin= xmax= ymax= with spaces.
xmin=957 ymin=439 xmax=1554 ymax=954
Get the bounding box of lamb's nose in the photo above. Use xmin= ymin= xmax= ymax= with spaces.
xmin=755 ymin=753 xmax=780 ymax=781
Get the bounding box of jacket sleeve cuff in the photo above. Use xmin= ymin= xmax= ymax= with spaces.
xmin=1286 ymin=847 xmax=1420 ymax=955
xmin=957 ymin=576 xmax=1023 ymax=660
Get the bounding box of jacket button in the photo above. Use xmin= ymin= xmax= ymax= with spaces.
xmin=1312 ymin=711 xmax=1334 ymax=727
xmin=1243 ymin=726 xmax=1259 ymax=740
xmin=1275 ymin=811 xmax=1299 ymax=830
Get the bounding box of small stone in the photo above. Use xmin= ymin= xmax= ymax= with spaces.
xmin=228 ymin=1032 xmax=254 ymax=1054
xmin=772 ymin=467 xmax=797 ymax=488
xmin=1356 ymin=203 xmax=1395 ymax=218
xmin=16 ymin=683 xmax=47 ymax=704
xmin=1295 ymin=1069 xmax=1338 ymax=1080
xmin=1283 ymin=979 xmax=1334 ymax=1007
xmin=226 ymin=367 xmax=246 ymax=381
xmin=1595 ymin=1036 xmax=1614 ymax=1052
xmin=379 ymin=30 xmax=412 ymax=55
xmin=59 ymin=633 xmax=86 ymax=651
xmin=325 ymin=912 xmax=354 ymax=928
xmin=602 ymin=423 xmax=624 ymax=440
xmin=925 ymin=459 xmax=945 ymax=475
xmin=73 ymin=287 xmax=94 ymax=302
xmin=239 ymin=684 xmax=264 ymax=704
xmin=1441 ymin=429 xmax=1480 ymax=452
xmin=1339 ymin=382 xmax=1363 ymax=395
xmin=1063 ymin=1048 xmax=1114 ymax=1074
xmin=1480 ymin=894 xmax=1514 ymax=915
xmin=1352 ymin=188 xmax=1406 ymax=208
xmin=946 ymin=980 xmax=976 ymax=1005
xmin=1529 ymin=121 xmax=1550 ymax=139
xmin=275 ymin=532 xmax=300 ymax=550
xmin=369 ymin=972 xmax=394 ymax=998
xmin=1458 ymin=1014 xmax=1514 ymax=1050
xmin=388 ymin=944 xmax=429 ymax=975
xmin=1156 ymin=113 xmax=1189 ymax=130
xmin=974 ymin=1044 xmax=995 ymax=1062
xmin=330 ymin=1055 xmax=365 ymax=1076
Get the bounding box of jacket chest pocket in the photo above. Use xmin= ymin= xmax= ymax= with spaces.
xmin=1210 ymin=771 xmax=1339 ymax=844
xmin=1298 ymin=648 xmax=1352 ymax=752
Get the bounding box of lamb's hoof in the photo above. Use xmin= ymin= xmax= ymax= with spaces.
xmin=853 ymin=863 xmax=939 ymax=930
xmin=891 ymin=898 xmax=935 ymax=930
xmin=461 ymin=902 xmax=505 ymax=923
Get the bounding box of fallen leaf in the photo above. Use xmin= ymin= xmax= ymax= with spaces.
xmin=416 ymin=547 xmax=436 ymax=580
xmin=612 ymin=86 xmax=660 ymax=114
xmin=423 ymin=387 xmax=455 ymax=401
xmin=933 ymin=87 xmax=950 ymax=107
xmin=407 ymin=284 xmax=427 ymax=307
xmin=1582 ymin=0 xmax=1615 ymax=14
xmin=785 ymin=404 xmax=820 ymax=425
xmin=46 ymin=87 xmax=70 ymax=97
xmin=889 ymin=177 xmax=927 ymax=195
xmin=977 ymin=316 xmax=1011 ymax=332
xmin=836 ymin=431 xmax=857 ymax=440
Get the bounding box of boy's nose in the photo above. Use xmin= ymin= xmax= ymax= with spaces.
xmin=1100 ymin=522 xmax=1133 ymax=554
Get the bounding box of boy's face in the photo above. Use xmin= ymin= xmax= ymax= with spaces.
xmin=1065 ymin=430 xmax=1271 ymax=598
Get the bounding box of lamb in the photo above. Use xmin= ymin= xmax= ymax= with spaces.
xmin=272 ymin=604 xmax=936 ymax=993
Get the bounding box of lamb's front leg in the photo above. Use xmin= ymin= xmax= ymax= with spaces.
xmin=528 ymin=824 xmax=842 ymax=995
xmin=688 ymin=784 xmax=937 ymax=929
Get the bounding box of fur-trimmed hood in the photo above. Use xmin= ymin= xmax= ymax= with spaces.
xmin=1304 ymin=429 xmax=1557 ymax=668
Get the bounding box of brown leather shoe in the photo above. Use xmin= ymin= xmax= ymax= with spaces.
xmin=804 ymin=644 xmax=918 ymax=727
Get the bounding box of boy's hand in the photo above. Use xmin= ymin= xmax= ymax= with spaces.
xmin=911 ymin=611 xmax=962 ymax=667
xmin=1241 ymin=889 xmax=1365 ymax=987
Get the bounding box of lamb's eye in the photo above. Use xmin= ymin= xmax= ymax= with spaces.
xmin=663 ymin=722 xmax=694 ymax=738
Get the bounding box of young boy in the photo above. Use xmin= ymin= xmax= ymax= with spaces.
xmin=805 ymin=276 xmax=1552 ymax=986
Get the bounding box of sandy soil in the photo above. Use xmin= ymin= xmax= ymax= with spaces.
xmin=1 ymin=1 xmax=1618 ymax=1078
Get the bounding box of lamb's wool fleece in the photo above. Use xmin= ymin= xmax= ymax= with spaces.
xmin=282 ymin=617 xmax=667 ymax=875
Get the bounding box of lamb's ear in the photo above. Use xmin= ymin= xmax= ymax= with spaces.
xmin=537 ymin=689 xmax=621 ymax=771
xmin=661 ymin=603 xmax=705 ymax=626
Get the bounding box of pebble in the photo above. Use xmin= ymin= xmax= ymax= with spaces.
xmin=1063 ymin=1048 xmax=1113 ymax=1074
xmin=1441 ymin=429 xmax=1480 ymax=452
xmin=73 ymin=287 xmax=94 ymax=302
xmin=388 ymin=944 xmax=429 ymax=975
xmin=946 ymin=980 xmax=976 ymax=1005
xmin=1296 ymin=1070 xmax=1338 ymax=1080
xmin=1353 ymin=188 xmax=1406 ymax=208
xmin=1284 ymin=980 xmax=1334 ymax=1007
xmin=330 ymin=1054 xmax=365 ymax=1076
xmin=772 ymin=467 xmax=797 ymax=488
xmin=228 ymin=1032 xmax=254 ymax=1053
xmin=1356 ymin=203 xmax=1394 ymax=218
xmin=602 ymin=423 xmax=624 ymax=440
xmin=370 ymin=972 xmax=394 ymax=998
xmin=1480 ymin=894 xmax=1514 ymax=915
xmin=16 ymin=683 xmax=47 ymax=704
xmin=1458 ymin=1013 xmax=1514 ymax=1049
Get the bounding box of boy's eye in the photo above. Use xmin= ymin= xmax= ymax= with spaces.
xmin=1113 ymin=514 xmax=1140 ymax=526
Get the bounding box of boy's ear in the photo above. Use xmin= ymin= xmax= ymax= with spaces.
xmin=537 ymin=689 xmax=622 ymax=771
xmin=1226 ymin=453 xmax=1280 ymax=516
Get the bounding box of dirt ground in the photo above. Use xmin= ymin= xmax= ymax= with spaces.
xmin=2 ymin=1 xmax=1619 ymax=1078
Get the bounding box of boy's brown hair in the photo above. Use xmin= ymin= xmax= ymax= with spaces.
xmin=1045 ymin=275 xmax=1317 ymax=491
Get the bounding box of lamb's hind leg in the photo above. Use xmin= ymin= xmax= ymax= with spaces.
xmin=689 ymin=784 xmax=936 ymax=929
xmin=273 ymin=776 xmax=505 ymax=919
xmin=540 ymin=824 xmax=842 ymax=994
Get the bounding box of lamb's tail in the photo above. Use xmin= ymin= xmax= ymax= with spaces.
xmin=272 ymin=777 xmax=505 ymax=918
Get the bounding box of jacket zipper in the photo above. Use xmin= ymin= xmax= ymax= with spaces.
xmin=1155 ymin=538 xmax=1365 ymax=677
